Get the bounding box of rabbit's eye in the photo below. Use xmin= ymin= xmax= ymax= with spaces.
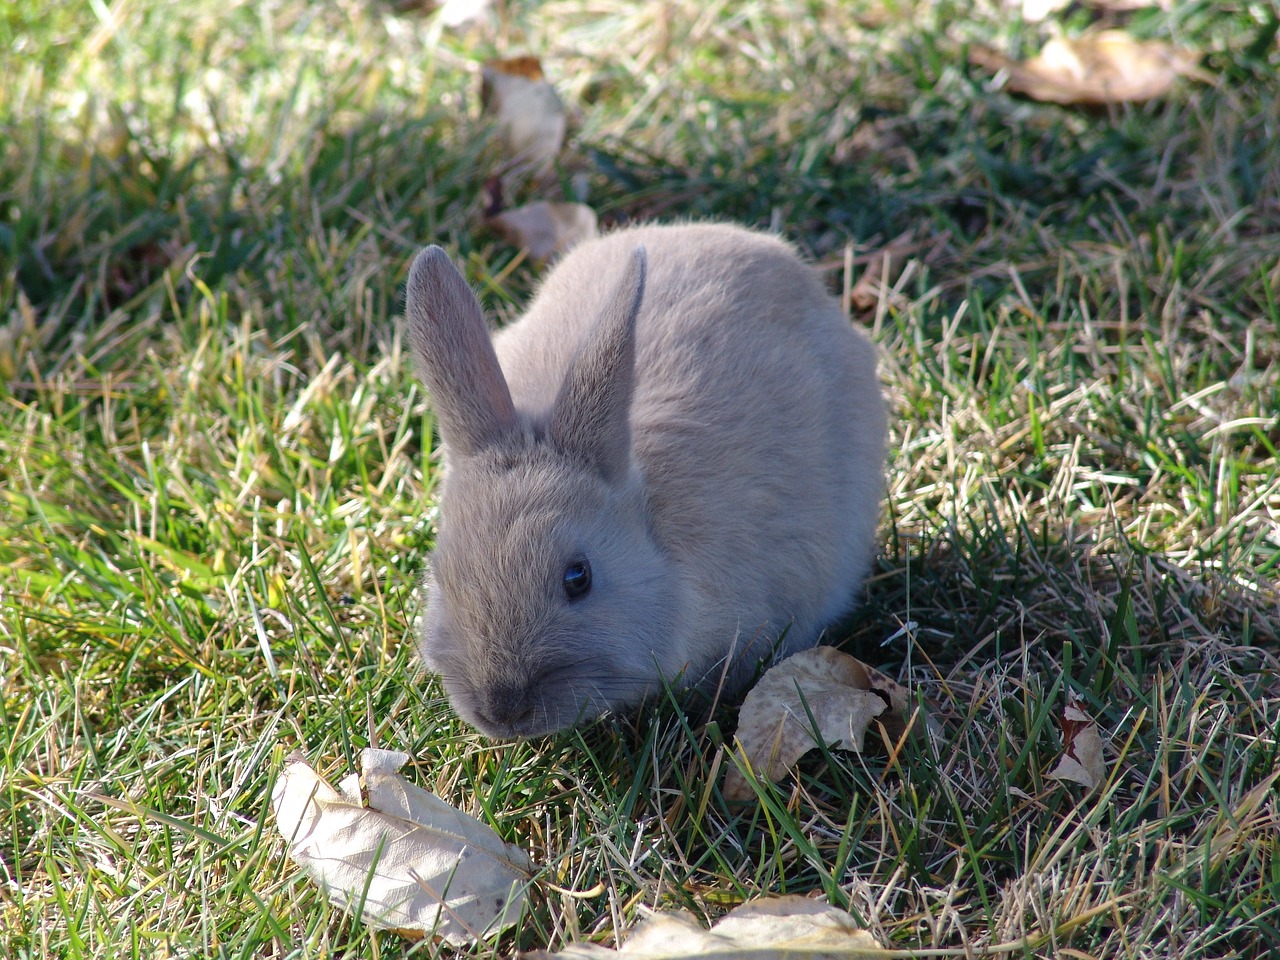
xmin=562 ymin=557 xmax=592 ymax=600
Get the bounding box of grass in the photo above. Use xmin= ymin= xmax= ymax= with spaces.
xmin=2 ymin=0 xmax=1279 ymax=956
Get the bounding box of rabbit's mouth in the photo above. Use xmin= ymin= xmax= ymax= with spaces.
xmin=452 ymin=669 xmax=651 ymax=738
xmin=465 ymin=679 xmax=554 ymax=737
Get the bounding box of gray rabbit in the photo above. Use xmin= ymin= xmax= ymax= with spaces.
xmin=405 ymin=223 xmax=886 ymax=737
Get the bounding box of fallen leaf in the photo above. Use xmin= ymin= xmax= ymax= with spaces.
xmin=971 ymin=30 xmax=1205 ymax=105
xmin=489 ymin=201 xmax=599 ymax=260
xmin=272 ymin=748 xmax=532 ymax=944
xmin=481 ymin=57 xmax=566 ymax=174
xmin=1018 ymin=0 xmax=1165 ymax=21
xmin=521 ymin=895 xmax=885 ymax=958
xmin=1019 ymin=0 xmax=1071 ymax=22
xmin=1048 ymin=699 xmax=1106 ymax=791
xmin=1083 ymin=0 xmax=1170 ymax=9
xmin=435 ymin=0 xmax=493 ymax=28
xmin=723 ymin=647 xmax=919 ymax=803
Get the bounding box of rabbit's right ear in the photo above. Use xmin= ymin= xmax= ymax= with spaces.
xmin=406 ymin=246 xmax=517 ymax=456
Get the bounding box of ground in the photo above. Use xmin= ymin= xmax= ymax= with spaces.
xmin=1 ymin=1 xmax=1278 ymax=957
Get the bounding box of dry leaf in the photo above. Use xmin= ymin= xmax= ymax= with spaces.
xmin=272 ymin=748 xmax=532 ymax=944
xmin=1019 ymin=0 xmax=1071 ymax=21
xmin=1083 ymin=0 xmax=1170 ymax=9
xmin=522 ymin=895 xmax=885 ymax=958
xmin=1018 ymin=0 xmax=1164 ymax=21
xmin=1048 ymin=700 xmax=1107 ymax=791
xmin=723 ymin=647 xmax=917 ymax=803
xmin=435 ymin=0 xmax=493 ymax=28
xmin=489 ymin=201 xmax=599 ymax=261
xmin=971 ymin=30 xmax=1204 ymax=105
xmin=481 ymin=57 xmax=566 ymax=174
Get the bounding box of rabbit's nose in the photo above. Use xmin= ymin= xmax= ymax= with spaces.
xmin=476 ymin=682 xmax=537 ymax=733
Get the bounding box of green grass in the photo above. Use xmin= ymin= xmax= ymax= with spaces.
xmin=3 ymin=0 xmax=1279 ymax=956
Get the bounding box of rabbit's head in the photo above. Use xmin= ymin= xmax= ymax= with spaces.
xmin=406 ymin=246 xmax=689 ymax=737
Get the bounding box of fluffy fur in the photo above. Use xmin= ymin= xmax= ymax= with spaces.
xmin=406 ymin=223 xmax=886 ymax=737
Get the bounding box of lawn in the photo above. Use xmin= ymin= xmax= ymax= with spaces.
xmin=2 ymin=0 xmax=1278 ymax=957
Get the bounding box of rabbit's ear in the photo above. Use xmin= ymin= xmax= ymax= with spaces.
xmin=549 ymin=247 xmax=647 ymax=484
xmin=406 ymin=246 xmax=517 ymax=456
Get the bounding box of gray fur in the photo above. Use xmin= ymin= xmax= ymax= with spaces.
xmin=405 ymin=223 xmax=886 ymax=737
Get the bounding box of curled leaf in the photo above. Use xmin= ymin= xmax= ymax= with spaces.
xmin=1048 ymin=700 xmax=1107 ymax=791
xmin=489 ymin=201 xmax=599 ymax=261
xmin=521 ymin=895 xmax=885 ymax=958
xmin=1019 ymin=0 xmax=1072 ymax=22
xmin=1083 ymin=0 xmax=1169 ymax=9
xmin=272 ymin=748 xmax=532 ymax=944
xmin=481 ymin=57 xmax=566 ymax=174
xmin=434 ymin=0 xmax=493 ymax=28
xmin=972 ymin=30 xmax=1205 ymax=105
xmin=723 ymin=647 xmax=919 ymax=803
xmin=1018 ymin=0 xmax=1165 ymax=22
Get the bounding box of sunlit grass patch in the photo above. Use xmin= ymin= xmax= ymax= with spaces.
xmin=2 ymin=0 xmax=1278 ymax=956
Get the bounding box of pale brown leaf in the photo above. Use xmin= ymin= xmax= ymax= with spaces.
xmin=1019 ymin=0 xmax=1165 ymax=22
xmin=435 ymin=0 xmax=493 ymax=28
xmin=972 ymin=31 xmax=1205 ymax=105
xmin=481 ymin=57 xmax=566 ymax=174
xmin=1048 ymin=701 xmax=1107 ymax=791
xmin=272 ymin=748 xmax=532 ymax=944
xmin=1019 ymin=0 xmax=1072 ymax=22
xmin=1086 ymin=0 xmax=1168 ymax=8
xmin=723 ymin=647 xmax=917 ymax=803
xmin=489 ymin=201 xmax=598 ymax=261
xmin=521 ymin=895 xmax=886 ymax=958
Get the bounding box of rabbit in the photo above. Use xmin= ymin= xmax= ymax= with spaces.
xmin=405 ymin=222 xmax=886 ymax=738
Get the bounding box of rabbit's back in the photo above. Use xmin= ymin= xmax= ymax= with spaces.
xmin=494 ymin=223 xmax=884 ymax=690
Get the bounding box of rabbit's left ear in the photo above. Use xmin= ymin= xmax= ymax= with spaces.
xmin=549 ymin=247 xmax=647 ymax=484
